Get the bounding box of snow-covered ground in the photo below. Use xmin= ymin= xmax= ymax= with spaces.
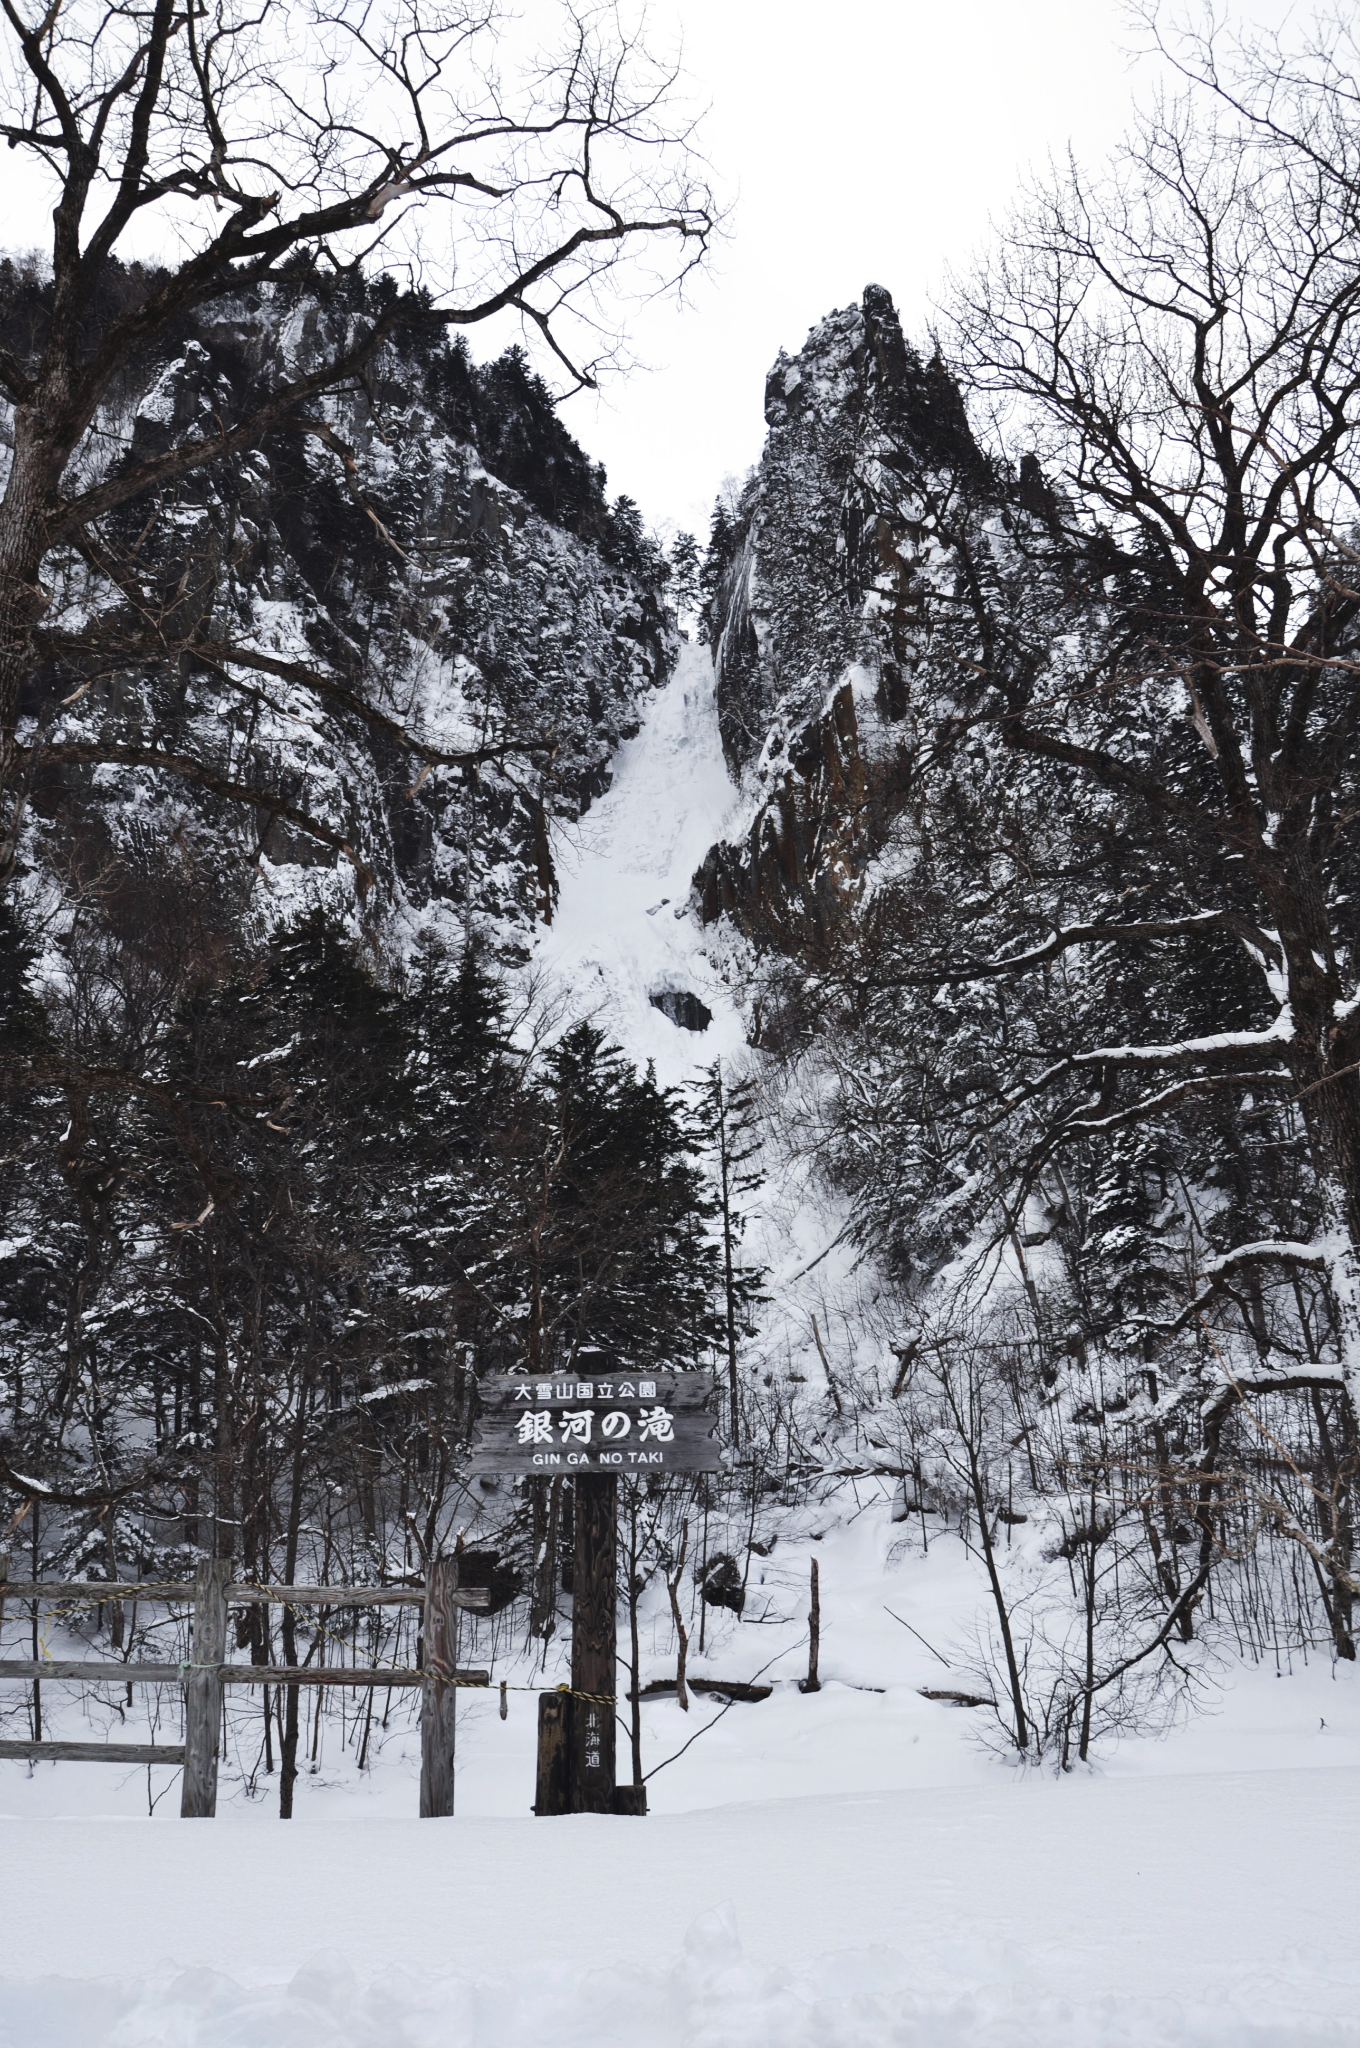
xmin=3 ymin=1761 xmax=1358 ymax=2044
xmin=4 ymin=647 xmax=1358 ymax=2044
xmin=6 ymin=1498 xmax=1359 ymax=1823
xmin=4 ymin=1557 xmax=1358 ymax=2044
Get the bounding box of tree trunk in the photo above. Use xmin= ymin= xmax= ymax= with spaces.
xmin=626 ymin=1487 xmax=644 ymax=1785
xmin=0 ymin=390 xmax=89 ymax=879
xmin=716 ymin=1078 xmax=742 ymax=1448
xmin=278 ymin=1364 xmax=312 ymax=1820
xmin=1078 ymin=1476 xmax=1099 ymax=1762
xmin=530 ymin=1476 xmax=563 ymax=1643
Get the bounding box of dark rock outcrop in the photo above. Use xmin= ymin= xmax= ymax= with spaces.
xmin=11 ymin=263 xmax=672 ymax=960
xmin=649 ymin=988 xmax=712 ymax=1032
xmin=695 ymin=284 xmax=1003 ymax=950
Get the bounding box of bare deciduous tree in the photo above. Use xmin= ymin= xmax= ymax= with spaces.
xmin=0 ymin=0 xmax=714 ymax=875
xmin=938 ymin=13 xmax=1360 ymax=1351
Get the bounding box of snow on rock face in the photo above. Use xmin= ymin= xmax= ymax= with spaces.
xmin=14 ymin=269 xmax=671 ymax=965
xmin=695 ymin=284 xmax=999 ymax=948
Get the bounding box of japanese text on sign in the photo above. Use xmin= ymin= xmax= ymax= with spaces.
xmin=467 ymin=1372 xmax=721 ymax=1475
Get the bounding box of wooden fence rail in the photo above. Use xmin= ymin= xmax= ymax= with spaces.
xmin=0 ymin=1580 xmax=485 ymax=1609
xmin=0 ymin=1741 xmax=186 ymax=1764
xmin=0 ymin=1661 xmax=490 ymax=1685
xmin=0 ymin=1555 xmax=488 ymax=1817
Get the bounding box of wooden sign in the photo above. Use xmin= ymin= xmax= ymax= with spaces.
xmin=468 ymin=1372 xmax=721 ymax=1476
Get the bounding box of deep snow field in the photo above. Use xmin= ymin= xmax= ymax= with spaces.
xmin=3 ymin=1507 xmax=1357 ymax=2048
xmin=4 ymin=647 xmax=1358 ymax=2046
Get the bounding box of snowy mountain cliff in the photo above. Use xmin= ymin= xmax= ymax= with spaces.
xmin=1 ymin=267 xmax=1356 ymax=1808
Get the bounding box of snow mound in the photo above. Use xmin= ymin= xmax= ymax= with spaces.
xmin=6 ymin=1904 xmax=1358 ymax=2048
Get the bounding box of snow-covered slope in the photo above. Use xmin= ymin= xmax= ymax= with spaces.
xmin=532 ymin=636 xmax=746 ymax=1088
xmin=2 ymin=1476 xmax=1357 ymax=2043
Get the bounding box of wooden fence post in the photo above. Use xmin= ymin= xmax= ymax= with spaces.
xmin=800 ymin=1557 xmax=821 ymax=1693
xmin=570 ymin=1474 xmax=617 ymax=1814
xmin=419 ymin=1555 xmax=459 ymax=1818
xmin=180 ymin=1559 xmax=230 ymax=1817
xmin=534 ymin=1690 xmax=573 ymax=1816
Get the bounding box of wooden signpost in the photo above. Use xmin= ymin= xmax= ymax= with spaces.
xmin=468 ymin=1371 xmax=722 ymax=1817
xmin=468 ymin=1372 xmax=721 ymax=1479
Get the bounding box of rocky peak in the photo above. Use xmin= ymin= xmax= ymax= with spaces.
xmin=696 ymin=285 xmax=996 ymax=948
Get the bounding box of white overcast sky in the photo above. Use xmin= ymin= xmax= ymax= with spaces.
xmin=573 ymin=0 xmax=1298 ymax=536
xmin=579 ymin=0 xmax=1137 ymax=534
xmin=0 ymin=0 xmax=1296 ymax=535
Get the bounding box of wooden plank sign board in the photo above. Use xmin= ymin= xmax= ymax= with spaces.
xmin=468 ymin=1373 xmax=722 ymax=1476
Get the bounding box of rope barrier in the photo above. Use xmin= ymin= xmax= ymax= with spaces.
xmin=19 ymin=1581 xmax=187 ymax=1663
xmin=9 ymin=1651 xmax=614 ymax=1704
xmin=4 ymin=1584 xmax=618 ymax=1704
